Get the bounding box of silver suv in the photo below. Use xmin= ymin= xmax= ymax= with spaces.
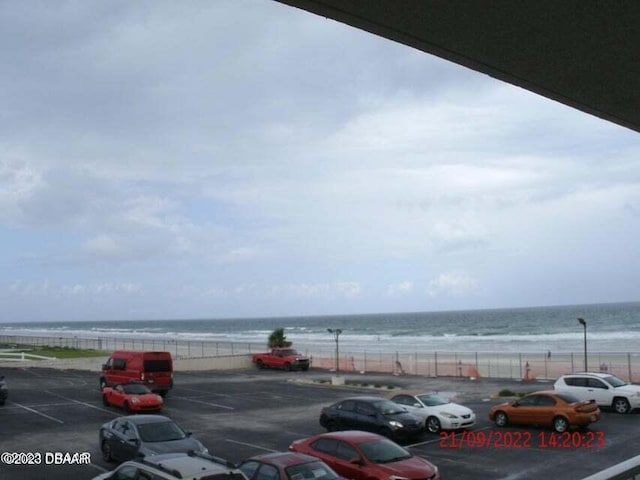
xmin=553 ymin=372 xmax=640 ymax=414
xmin=92 ymin=452 xmax=249 ymax=480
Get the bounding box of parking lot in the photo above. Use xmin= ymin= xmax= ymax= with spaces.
xmin=2 ymin=366 xmax=640 ymax=480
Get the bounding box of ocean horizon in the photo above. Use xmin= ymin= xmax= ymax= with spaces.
xmin=1 ymin=301 xmax=639 ymax=354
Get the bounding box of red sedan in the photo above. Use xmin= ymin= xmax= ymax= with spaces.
xmin=102 ymin=383 xmax=163 ymax=413
xmin=289 ymin=431 xmax=440 ymax=480
xmin=238 ymin=452 xmax=345 ymax=480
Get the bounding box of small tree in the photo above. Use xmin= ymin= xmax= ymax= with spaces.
xmin=268 ymin=328 xmax=292 ymax=348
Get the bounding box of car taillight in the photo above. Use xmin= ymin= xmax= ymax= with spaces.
xmin=140 ymin=373 xmax=145 ymax=381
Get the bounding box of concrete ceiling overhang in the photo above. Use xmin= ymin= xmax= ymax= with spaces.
xmin=275 ymin=0 xmax=640 ymax=134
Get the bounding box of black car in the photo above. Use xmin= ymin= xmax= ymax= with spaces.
xmin=99 ymin=414 xmax=208 ymax=463
xmin=0 ymin=375 xmax=7 ymax=405
xmin=318 ymin=396 xmax=423 ymax=440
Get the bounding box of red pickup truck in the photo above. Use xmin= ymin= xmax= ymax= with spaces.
xmin=252 ymin=348 xmax=310 ymax=371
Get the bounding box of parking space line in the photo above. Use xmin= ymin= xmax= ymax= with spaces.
xmin=171 ymin=396 xmax=235 ymax=410
xmin=12 ymin=401 xmax=65 ymax=424
xmin=225 ymin=439 xmax=278 ymax=452
xmin=44 ymin=390 xmax=118 ymax=415
xmin=178 ymin=387 xmax=236 ymax=397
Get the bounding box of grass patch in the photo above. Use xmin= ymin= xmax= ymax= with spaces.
xmin=0 ymin=344 xmax=107 ymax=359
xmin=498 ymin=388 xmax=517 ymax=397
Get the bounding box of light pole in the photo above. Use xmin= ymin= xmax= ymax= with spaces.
xmin=327 ymin=328 xmax=342 ymax=376
xmin=578 ymin=318 xmax=587 ymax=371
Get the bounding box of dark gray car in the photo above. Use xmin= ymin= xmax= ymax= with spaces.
xmin=318 ymin=395 xmax=423 ymax=440
xmin=99 ymin=414 xmax=208 ymax=463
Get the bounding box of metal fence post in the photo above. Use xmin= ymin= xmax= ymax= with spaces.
xmin=519 ymin=353 xmax=522 ymax=380
xmin=435 ymin=352 xmax=438 ymax=377
xmin=571 ymin=352 xmax=574 ymax=372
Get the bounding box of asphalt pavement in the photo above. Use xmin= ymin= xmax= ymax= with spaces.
xmin=1 ymin=366 xmax=638 ymax=480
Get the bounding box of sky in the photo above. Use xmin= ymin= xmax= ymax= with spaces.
xmin=1 ymin=1 xmax=639 ymax=322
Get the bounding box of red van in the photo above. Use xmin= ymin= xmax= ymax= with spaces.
xmin=100 ymin=351 xmax=173 ymax=396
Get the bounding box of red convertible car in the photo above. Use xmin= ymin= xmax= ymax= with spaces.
xmin=102 ymin=383 xmax=163 ymax=413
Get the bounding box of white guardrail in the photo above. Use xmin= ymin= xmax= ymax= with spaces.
xmin=0 ymin=350 xmax=56 ymax=362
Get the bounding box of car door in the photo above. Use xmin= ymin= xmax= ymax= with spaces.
xmin=355 ymin=401 xmax=380 ymax=432
xmin=532 ymin=394 xmax=557 ymax=425
xmin=108 ymin=419 xmax=131 ymax=461
xmin=562 ymin=377 xmax=590 ymax=401
xmin=308 ymin=439 xmax=345 ymax=475
xmin=335 ymin=400 xmax=357 ymax=430
xmin=310 ymin=439 xmax=364 ymax=480
xmin=114 ymin=420 xmax=141 ymax=462
xmin=110 ymin=385 xmax=126 ymax=408
xmin=585 ymin=378 xmax=612 ymax=406
xmin=509 ymin=395 xmax=539 ymax=425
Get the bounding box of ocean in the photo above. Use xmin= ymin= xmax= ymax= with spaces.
xmin=1 ymin=301 xmax=639 ymax=354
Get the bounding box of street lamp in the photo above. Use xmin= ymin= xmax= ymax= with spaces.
xmin=578 ymin=318 xmax=587 ymax=371
xmin=327 ymin=328 xmax=342 ymax=376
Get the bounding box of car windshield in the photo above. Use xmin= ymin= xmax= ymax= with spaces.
xmin=285 ymin=461 xmax=339 ymax=480
xmin=604 ymin=375 xmax=628 ymax=387
xmin=373 ymin=400 xmax=406 ymax=415
xmin=416 ymin=394 xmax=448 ymax=406
xmin=137 ymin=421 xmax=187 ymax=442
xmin=123 ymin=384 xmax=151 ymax=394
xmin=359 ymin=438 xmax=412 ymax=464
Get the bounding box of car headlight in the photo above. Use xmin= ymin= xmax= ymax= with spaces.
xmin=440 ymin=412 xmax=458 ymax=419
xmin=131 ymin=397 xmax=140 ymax=404
xmin=196 ymin=442 xmax=208 ymax=453
xmin=388 ymin=420 xmax=404 ymax=428
xmin=156 ymin=395 xmax=163 ymax=402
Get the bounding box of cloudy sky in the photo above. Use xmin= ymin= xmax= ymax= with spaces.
xmin=1 ymin=1 xmax=639 ymax=322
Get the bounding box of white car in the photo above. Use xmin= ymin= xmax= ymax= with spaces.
xmin=553 ymin=372 xmax=640 ymax=414
xmin=390 ymin=392 xmax=476 ymax=433
xmin=92 ymin=452 xmax=246 ymax=480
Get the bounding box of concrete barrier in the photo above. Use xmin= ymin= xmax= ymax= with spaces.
xmin=174 ymin=354 xmax=253 ymax=371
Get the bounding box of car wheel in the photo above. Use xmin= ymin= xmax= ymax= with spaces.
xmin=553 ymin=416 xmax=569 ymax=433
xmin=285 ymin=363 xmax=292 ymax=371
xmin=102 ymin=395 xmax=109 ymax=407
xmin=123 ymin=401 xmax=132 ymax=413
xmin=101 ymin=440 xmax=113 ymax=463
xmin=613 ymin=397 xmax=631 ymax=414
xmin=426 ymin=416 xmax=441 ymax=434
xmin=256 ymin=360 xmax=264 ymax=369
xmin=494 ymin=411 xmax=508 ymax=427
xmin=99 ymin=378 xmax=107 ymax=390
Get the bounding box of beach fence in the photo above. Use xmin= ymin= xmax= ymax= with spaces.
xmin=2 ymin=334 xmax=639 ymax=382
